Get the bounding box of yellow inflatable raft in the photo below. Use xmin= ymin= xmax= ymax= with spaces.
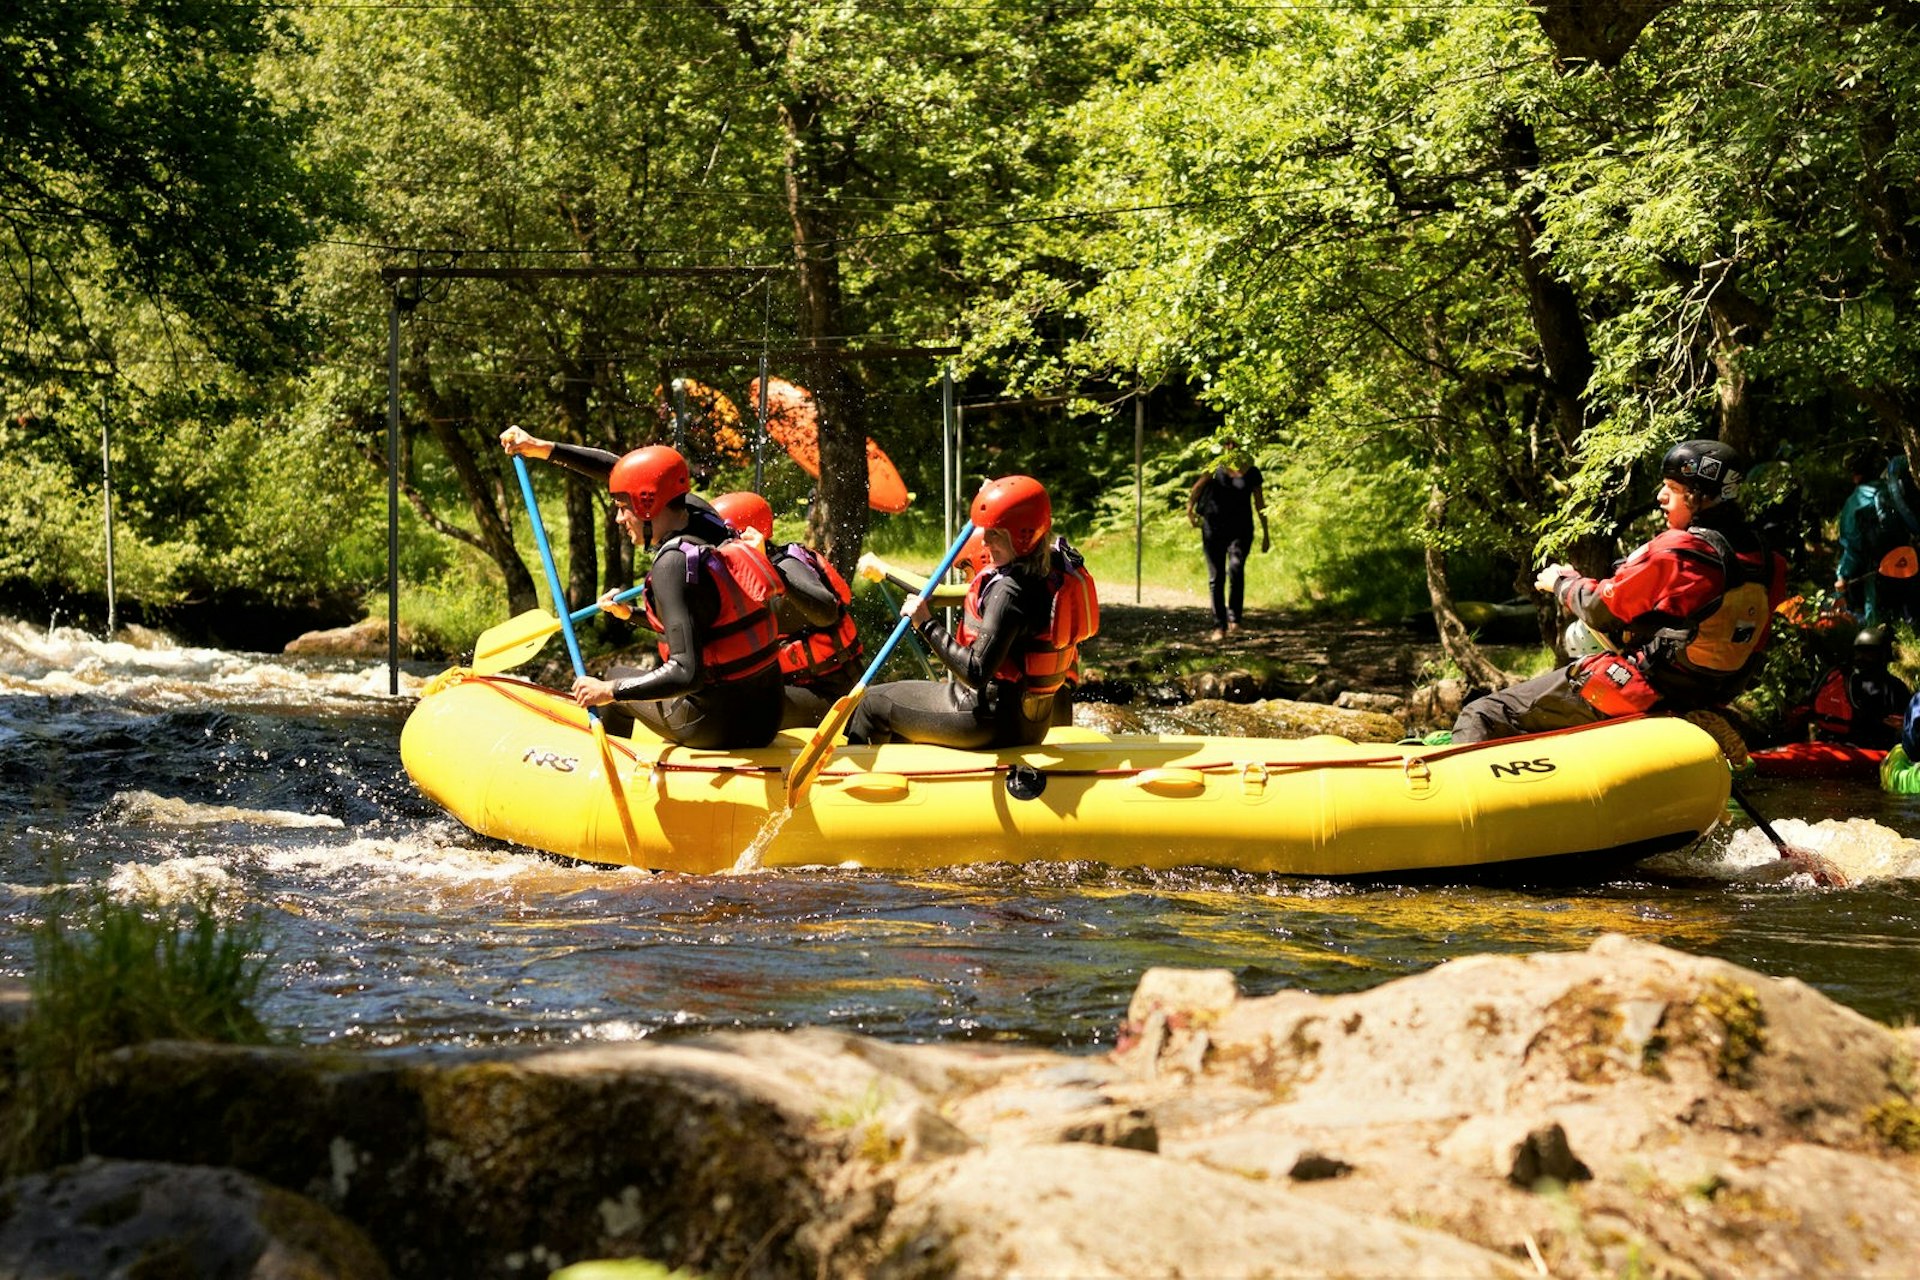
xmin=400 ymin=672 xmax=1733 ymax=879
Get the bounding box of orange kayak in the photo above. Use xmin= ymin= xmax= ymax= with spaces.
xmin=749 ymin=375 xmax=911 ymax=513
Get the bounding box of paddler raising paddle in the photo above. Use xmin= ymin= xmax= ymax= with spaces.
xmin=500 ymin=428 xmax=785 ymax=749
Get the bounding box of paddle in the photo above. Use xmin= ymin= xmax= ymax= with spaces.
xmin=1727 ymin=782 xmax=1848 ymax=888
xmin=785 ymin=522 xmax=977 ymax=807
xmin=471 ymin=586 xmax=647 ymax=676
xmin=511 ymin=455 xmax=644 ymax=862
xmin=871 ymin=578 xmax=937 ymax=679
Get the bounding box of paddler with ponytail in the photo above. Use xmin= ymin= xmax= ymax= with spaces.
xmin=709 ymin=490 xmax=865 ymax=729
xmin=499 ymin=428 xmax=784 ymax=749
xmin=1452 ymin=438 xmax=1788 ymax=744
xmin=854 ymin=527 xmax=1082 ymax=727
xmin=845 ymin=475 xmax=1098 ymax=748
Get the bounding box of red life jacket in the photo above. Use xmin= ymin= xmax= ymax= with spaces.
xmin=643 ymin=536 xmax=784 ymax=683
xmin=771 ymin=543 xmax=863 ymax=683
xmin=958 ymin=539 xmax=1099 ymax=695
xmin=1809 ymin=667 xmax=1855 ymax=740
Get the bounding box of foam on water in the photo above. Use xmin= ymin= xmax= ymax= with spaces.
xmin=0 ymin=618 xmax=427 ymax=708
xmin=105 ymin=855 xmax=237 ymax=905
xmin=100 ymin=789 xmax=345 ymax=831
xmin=1654 ymin=815 xmax=1920 ymax=885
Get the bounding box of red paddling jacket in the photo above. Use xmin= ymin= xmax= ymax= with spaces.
xmin=1555 ymin=510 xmax=1788 ymax=717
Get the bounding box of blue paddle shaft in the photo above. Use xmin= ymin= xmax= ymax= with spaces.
xmin=569 ymin=585 xmax=644 ymax=625
xmin=512 ymin=455 xmax=589 ymax=679
xmin=858 ymin=522 xmax=976 ymax=688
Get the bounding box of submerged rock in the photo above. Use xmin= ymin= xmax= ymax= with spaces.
xmin=7 ymin=938 xmax=1918 ymax=1279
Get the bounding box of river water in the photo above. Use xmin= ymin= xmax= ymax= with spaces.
xmin=4 ymin=618 xmax=1918 ymax=1053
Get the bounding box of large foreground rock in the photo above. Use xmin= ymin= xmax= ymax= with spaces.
xmin=7 ymin=936 xmax=1918 ymax=1278
xmin=0 ymin=1157 xmax=389 ymax=1279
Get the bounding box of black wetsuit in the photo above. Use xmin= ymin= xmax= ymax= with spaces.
xmin=541 ymin=442 xmax=781 ymax=749
xmin=845 ymin=569 xmax=1054 ymax=749
xmin=769 ymin=545 xmax=861 ymax=728
xmin=1192 ymin=464 xmax=1262 ymax=628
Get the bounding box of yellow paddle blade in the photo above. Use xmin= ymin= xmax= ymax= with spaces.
xmin=785 ymin=686 xmax=866 ymax=808
xmin=471 ymin=608 xmax=562 ymax=676
xmin=591 ymin=716 xmax=645 ymax=865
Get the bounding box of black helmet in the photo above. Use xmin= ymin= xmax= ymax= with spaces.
xmin=1855 ymin=624 xmax=1893 ymax=652
xmin=1661 ymin=439 xmax=1746 ymax=502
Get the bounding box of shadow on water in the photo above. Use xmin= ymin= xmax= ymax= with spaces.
xmin=4 ymin=618 xmax=1920 ymax=1052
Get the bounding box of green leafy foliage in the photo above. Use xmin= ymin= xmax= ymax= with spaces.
xmin=6 ymin=888 xmax=274 ymax=1174
xmin=6 ymin=1 xmax=1920 ymax=684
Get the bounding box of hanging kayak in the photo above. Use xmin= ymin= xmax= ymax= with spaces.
xmin=749 ymin=375 xmax=912 ymax=513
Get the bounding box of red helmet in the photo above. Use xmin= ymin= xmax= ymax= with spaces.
xmin=970 ymin=475 xmax=1051 ymax=556
xmin=952 ymin=527 xmax=993 ymax=580
xmin=711 ymin=490 xmax=774 ymax=541
xmin=608 ymin=445 xmax=689 ymax=519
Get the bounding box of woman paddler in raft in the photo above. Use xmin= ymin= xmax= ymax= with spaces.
xmin=499 ymin=427 xmax=785 ymax=749
xmin=856 ymin=527 xmax=1082 ymax=728
xmin=708 ymin=490 xmax=866 ymax=730
xmin=845 ymin=475 xmax=1098 ymax=748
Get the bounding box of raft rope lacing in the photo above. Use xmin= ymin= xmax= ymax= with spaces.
xmin=433 ymin=671 xmax=1690 ymax=783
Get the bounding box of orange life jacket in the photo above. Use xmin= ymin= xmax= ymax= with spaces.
xmin=959 ymin=539 xmax=1099 ymax=695
xmin=772 ymin=544 xmax=863 ymax=683
xmin=1574 ymin=524 xmax=1783 ymax=716
xmin=1669 ymin=527 xmax=1776 ymax=678
xmin=643 ymin=536 xmax=784 ymax=683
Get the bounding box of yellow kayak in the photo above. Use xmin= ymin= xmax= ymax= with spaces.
xmin=399 ymin=671 xmax=1732 ymax=878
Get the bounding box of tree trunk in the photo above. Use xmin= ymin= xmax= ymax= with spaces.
xmin=1528 ymin=0 xmax=1678 ymax=70
xmin=404 ymin=361 xmax=538 ymax=614
xmin=1502 ymin=118 xmax=1594 ymax=452
xmin=556 ymin=372 xmax=599 ymax=612
xmin=780 ymin=95 xmax=869 ymax=578
xmin=1425 ymin=490 xmax=1516 ymax=692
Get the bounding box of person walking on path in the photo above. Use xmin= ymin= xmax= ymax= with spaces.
xmin=1187 ymin=438 xmax=1269 ymax=641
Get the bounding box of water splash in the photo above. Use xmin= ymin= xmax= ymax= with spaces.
xmin=730 ymin=806 xmax=794 ymax=874
xmin=1655 ymin=815 xmax=1920 ymax=885
xmin=106 ymin=855 xmax=237 ymax=905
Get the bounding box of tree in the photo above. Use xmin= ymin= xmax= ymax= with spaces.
xmin=0 ymin=0 xmax=330 ymax=376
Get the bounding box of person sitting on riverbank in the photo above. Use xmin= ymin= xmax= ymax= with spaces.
xmin=500 ymin=429 xmax=784 ymax=749
xmin=1452 ymin=439 xmax=1789 ymax=744
xmin=846 ymin=476 xmax=1097 ymax=748
xmin=709 ymin=490 xmax=864 ymax=730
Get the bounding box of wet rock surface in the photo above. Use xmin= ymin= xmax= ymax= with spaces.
xmin=7 ymin=937 xmax=1918 ymax=1279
